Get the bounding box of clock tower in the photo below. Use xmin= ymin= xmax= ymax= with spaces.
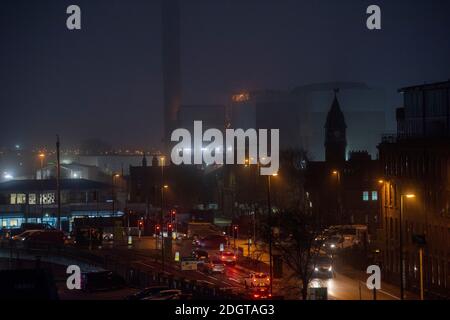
xmin=325 ymin=89 xmax=347 ymax=164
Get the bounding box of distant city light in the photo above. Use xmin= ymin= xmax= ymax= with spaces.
xmin=3 ymin=172 xmax=13 ymax=180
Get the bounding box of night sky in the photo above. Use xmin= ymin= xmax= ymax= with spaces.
xmin=1 ymin=0 xmax=449 ymax=150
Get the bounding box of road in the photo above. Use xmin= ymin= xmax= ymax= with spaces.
xmin=98 ymin=236 xmax=410 ymax=300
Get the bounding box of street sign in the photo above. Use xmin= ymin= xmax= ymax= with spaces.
xmin=181 ymin=258 xmax=198 ymax=271
xmin=175 ymin=251 xmax=180 ymax=262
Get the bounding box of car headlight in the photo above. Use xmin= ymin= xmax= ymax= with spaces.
xmin=314 ymin=267 xmax=319 ymax=272
xmin=328 ymin=266 xmax=332 ymax=272
xmin=330 ymin=244 xmax=336 ymax=248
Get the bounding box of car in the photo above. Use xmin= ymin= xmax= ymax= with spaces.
xmin=201 ymin=259 xmax=225 ymax=274
xmin=192 ymin=249 xmax=209 ymax=261
xmin=1 ymin=223 xmax=55 ymax=239
xmin=102 ymin=232 xmax=114 ymax=241
xmin=219 ymin=251 xmax=237 ymax=265
xmin=81 ymin=271 xmax=126 ymax=292
xmin=243 ymin=272 xmax=270 ymax=288
xmin=249 ymin=286 xmax=272 ymax=300
xmin=323 ymin=235 xmax=344 ymax=251
xmin=124 ymin=286 xmax=169 ymax=300
xmin=142 ymin=289 xmax=182 ymax=300
xmin=13 ymin=229 xmax=65 ymax=247
xmin=313 ymin=255 xmax=334 ymax=279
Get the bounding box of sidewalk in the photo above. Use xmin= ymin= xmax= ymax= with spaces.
xmin=335 ymin=262 xmax=419 ymax=300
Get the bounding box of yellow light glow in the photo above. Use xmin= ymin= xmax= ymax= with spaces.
xmin=332 ymin=171 xmax=338 ymax=175
xmin=405 ymin=194 xmax=416 ymax=198
xmin=38 ymin=153 xmax=45 ymax=158
xmin=164 ymin=185 xmax=169 ymax=189
xmin=378 ymin=180 xmax=384 ymax=184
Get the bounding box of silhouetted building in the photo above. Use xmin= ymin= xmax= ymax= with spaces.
xmin=325 ymin=91 xmax=347 ymax=164
xmin=306 ymin=93 xmax=381 ymax=232
xmin=377 ymin=80 xmax=450 ymax=297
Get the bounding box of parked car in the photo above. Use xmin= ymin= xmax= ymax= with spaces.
xmin=124 ymin=286 xmax=169 ymax=300
xmin=218 ymin=250 xmax=237 ymax=265
xmin=1 ymin=223 xmax=55 ymax=240
xmin=142 ymin=289 xmax=182 ymax=300
xmin=13 ymin=229 xmax=65 ymax=248
xmin=81 ymin=271 xmax=126 ymax=292
xmin=243 ymin=272 xmax=270 ymax=288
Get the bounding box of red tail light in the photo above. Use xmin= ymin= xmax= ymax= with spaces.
xmin=233 ymin=256 xmax=237 ymax=260
xmin=254 ymin=294 xmax=260 ymax=298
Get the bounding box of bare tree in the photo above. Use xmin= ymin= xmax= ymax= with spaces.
xmin=271 ymin=210 xmax=324 ymax=300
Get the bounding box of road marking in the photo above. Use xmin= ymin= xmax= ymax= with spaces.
xmin=207 ymin=275 xmax=218 ymax=281
xmin=378 ymin=289 xmax=400 ymax=300
xmin=228 ymin=277 xmax=241 ymax=284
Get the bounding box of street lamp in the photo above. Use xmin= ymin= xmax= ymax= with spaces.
xmin=111 ymin=173 xmax=120 ymax=216
xmin=38 ymin=153 xmax=45 ymax=179
xmin=332 ymin=170 xmax=342 ymax=224
xmin=399 ymin=193 xmax=415 ymax=300
xmin=160 ymin=156 xmax=166 ymax=272
xmin=267 ymin=172 xmax=278 ymax=295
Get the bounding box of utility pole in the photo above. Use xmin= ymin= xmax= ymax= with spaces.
xmin=56 ymin=135 xmax=61 ymax=230
xmin=267 ymin=175 xmax=273 ymax=295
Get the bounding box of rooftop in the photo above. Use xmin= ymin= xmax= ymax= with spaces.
xmin=0 ymin=179 xmax=111 ymax=192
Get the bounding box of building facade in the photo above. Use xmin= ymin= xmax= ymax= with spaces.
xmin=377 ymin=80 xmax=450 ymax=297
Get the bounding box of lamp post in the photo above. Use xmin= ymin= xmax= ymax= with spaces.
xmin=38 ymin=153 xmax=45 ymax=179
xmin=160 ymin=156 xmax=166 ymax=272
xmin=399 ymin=193 xmax=415 ymax=300
xmin=267 ymin=172 xmax=277 ymax=295
xmin=111 ymin=173 xmax=120 ymax=217
xmin=332 ymin=170 xmax=342 ymax=224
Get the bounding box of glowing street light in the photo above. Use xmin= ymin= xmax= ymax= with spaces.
xmin=399 ymin=192 xmax=416 ymax=300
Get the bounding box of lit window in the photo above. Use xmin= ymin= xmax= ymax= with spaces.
xmin=363 ymin=191 xmax=369 ymax=201
xmin=11 ymin=193 xmax=26 ymax=204
xmin=2 ymin=221 xmax=7 ymax=227
xmin=40 ymin=193 xmax=55 ymax=204
xmin=10 ymin=219 xmax=18 ymax=227
xmin=29 ymin=194 xmax=36 ymax=204
xmin=372 ymin=191 xmax=378 ymax=201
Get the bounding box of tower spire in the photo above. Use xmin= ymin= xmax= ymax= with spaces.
xmin=325 ymin=90 xmax=347 ymax=163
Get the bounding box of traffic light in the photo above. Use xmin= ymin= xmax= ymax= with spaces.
xmin=155 ymin=224 xmax=161 ymax=235
xmin=171 ymin=209 xmax=176 ymax=222
xmin=167 ymin=223 xmax=173 ymax=232
xmin=138 ymin=220 xmax=144 ymax=230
